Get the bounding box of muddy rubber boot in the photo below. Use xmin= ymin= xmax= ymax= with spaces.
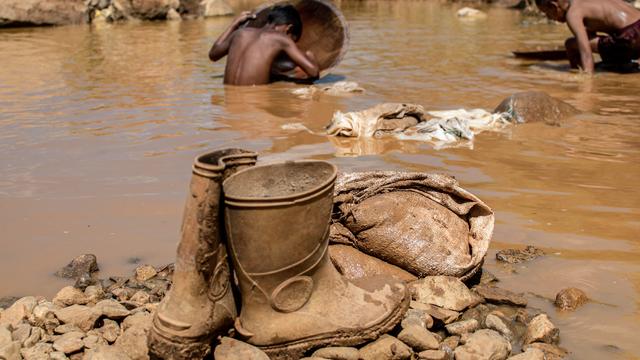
xmin=148 ymin=149 xmax=258 ymax=360
xmin=223 ymin=161 xmax=410 ymax=360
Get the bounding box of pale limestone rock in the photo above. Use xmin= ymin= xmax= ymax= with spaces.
xmin=114 ymin=326 xmax=149 ymax=360
xmin=485 ymin=313 xmax=513 ymax=340
xmin=201 ymin=0 xmax=234 ymax=17
xmin=410 ymin=277 xmax=483 ymax=312
xmin=398 ymin=325 xmax=439 ymax=352
xmin=97 ymin=319 xmax=120 ymax=343
xmin=454 ymin=329 xmax=511 ymax=360
xmin=53 ymin=286 xmax=90 ymax=307
xmin=83 ymin=345 xmax=132 ymax=360
xmin=55 ymin=305 xmax=100 ymax=332
xmin=0 ymin=296 xmax=38 ymax=327
xmin=445 ymin=319 xmax=479 ymax=336
xmin=0 ymin=340 xmax=21 ymax=360
xmin=417 ymin=349 xmax=448 ymax=360
xmin=214 ymin=337 xmax=271 ymax=360
xmin=55 ymin=324 xmax=84 ymax=334
xmin=21 ymin=342 xmax=53 ymax=360
xmin=53 ymin=331 xmax=85 ymax=354
xmin=358 ymin=335 xmax=412 ymax=360
xmin=134 ymin=265 xmax=157 ymax=282
xmin=121 ymin=311 xmax=151 ymax=332
xmin=508 ymin=348 xmax=545 ymax=360
xmin=83 ymin=334 xmax=108 ymax=349
xmin=312 ymin=346 xmax=359 ymax=360
xmin=94 ymin=300 xmax=130 ymax=320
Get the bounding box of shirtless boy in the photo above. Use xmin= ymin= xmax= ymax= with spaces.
xmin=536 ymin=0 xmax=640 ymax=73
xmin=208 ymin=5 xmax=320 ymax=85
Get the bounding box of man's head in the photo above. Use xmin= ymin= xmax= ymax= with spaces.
xmin=535 ymin=0 xmax=570 ymax=22
xmin=267 ymin=5 xmax=303 ymax=41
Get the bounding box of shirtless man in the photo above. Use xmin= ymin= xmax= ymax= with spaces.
xmin=208 ymin=5 xmax=320 ymax=85
xmin=536 ymin=0 xmax=640 ymax=73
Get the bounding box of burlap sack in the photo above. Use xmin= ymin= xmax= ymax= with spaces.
xmin=330 ymin=172 xmax=493 ymax=281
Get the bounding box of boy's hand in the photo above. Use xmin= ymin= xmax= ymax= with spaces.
xmin=234 ymin=11 xmax=256 ymax=26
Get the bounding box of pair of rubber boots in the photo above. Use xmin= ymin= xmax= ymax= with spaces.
xmin=148 ymin=149 xmax=409 ymax=360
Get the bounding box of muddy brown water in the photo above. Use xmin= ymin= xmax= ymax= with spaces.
xmin=1 ymin=1 xmax=639 ymax=358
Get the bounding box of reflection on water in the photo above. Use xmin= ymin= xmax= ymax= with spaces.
xmin=0 ymin=2 xmax=639 ymax=359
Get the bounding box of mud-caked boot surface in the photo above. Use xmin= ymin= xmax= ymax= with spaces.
xmin=223 ymin=161 xmax=410 ymax=360
xmin=148 ymin=149 xmax=258 ymax=360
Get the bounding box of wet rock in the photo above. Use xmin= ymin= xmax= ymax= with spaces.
xmin=398 ymin=325 xmax=439 ymax=351
xmin=417 ymin=349 xmax=449 ymax=360
xmin=214 ymin=337 xmax=270 ymax=360
xmin=554 ymin=288 xmax=588 ymax=311
xmin=410 ymin=302 xmax=460 ymax=324
xmin=97 ymin=319 xmax=120 ymax=343
xmin=54 ymin=305 xmax=100 ymax=332
xmin=56 ymin=254 xmax=99 ymax=279
xmin=134 ymin=265 xmax=157 ymax=282
xmin=53 ymin=331 xmax=85 ymax=354
xmin=522 ymin=343 xmax=568 ymax=360
xmin=401 ymin=308 xmax=433 ymax=329
xmin=485 ymin=313 xmax=514 ymax=341
xmin=479 ymin=269 xmax=499 ymax=285
xmin=0 ymin=296 xmax=38 ymax=327
xmin=358 ymin=335 xmax=412 ymax=360
xmin=83 ymin=345 xmax=132 ymax=360
xmin=473 ymin=285 xmax=527 ymax=307
xmin=0 ymin=296 xmax=20 ymax=309
xmin=0 ymin=0 xmax=88 ymax=27
xmin=155 ymin=264 xmax=174 ymax=280
xmin=445 ymin=319 xmax=479 ymax=336
xmin=495 ymin=246 xmax=545 ymax=264
xmin=523 ymin=314 xmax=559 ymax=345
xmin=0 ymin=340 xmax=21 ymax=360
xmin=121 ymin=311 xmax=151 ymax=332
xmin=454 ymin=329 xmax=512 ymax=360
xmin=75 ymin=273 xmax=97 ymax=290
xmin=110 ymin=287 xmax=135 ymax=302
xmin=410 ymin=276 xmax=483 ymax=312
xmin=508 ymin=347 xmax=545 ymax=359
xmin=21 ymin=342 xmax=54 ymax=360
xmin=114 ymin=325 xmax=149 ymax=360
xmin=312 ymin=346 xmax=359 ymax=360
xmin=94 ymin=300 xmax=130 ymax=320
xmin=494 ymin=92 xmax=579 ymax=126
xmin=201 ymin=0 xmax=234 ymax=17
xmin=54 ymin=286 xmax=90 ymax=307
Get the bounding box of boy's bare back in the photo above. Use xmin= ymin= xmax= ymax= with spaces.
xmin=209 ymin=7 xmax=319 ymax=86
xmin=566 ymin=0 xmax=640 ymax=34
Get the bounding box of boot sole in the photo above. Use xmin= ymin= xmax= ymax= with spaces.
xmin=148 ymin=322 xmax=213 ymax=360
xmin=259 ymin=292 xmax=410 ymax=360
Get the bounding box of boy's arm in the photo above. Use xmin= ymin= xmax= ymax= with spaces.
xmin=281 ymin=38 xmax=320 ymax=79
xmin=209 ymin=11 xmax=255 ymax=62
xmin=566 ymin=10 xmax=595 ymax=73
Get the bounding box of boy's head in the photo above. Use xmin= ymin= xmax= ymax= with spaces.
xmin=535 ymin=0 xmax=570 ymax=22
xmin=267 ymin=5 xmax=303 ymax=41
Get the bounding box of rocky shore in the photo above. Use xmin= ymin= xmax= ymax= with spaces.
xmin=0 ymin=0 xmax=234 ymax=27
xmin=0 ymin=249 xmax=583 ymax=360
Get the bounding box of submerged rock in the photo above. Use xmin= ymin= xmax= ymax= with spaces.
xmin=495 ymin=246 xmax=545 ymax=264
xmin=523 ymin=314 xmax=559 ymax=345
xmin=214 ymin=337 xmax=270 ymax=360
xmin=454 ymin=329 xmax=512 ymax=360
xmin=410 ymin=276 xmax=483 ymax=312
xmin=554 ymin=288 xmax=588 ymax=311
xmin=494 ymin=92 xmax=579 ymax=126
xmin=56 ymin=254 xmax=99 ymax=279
